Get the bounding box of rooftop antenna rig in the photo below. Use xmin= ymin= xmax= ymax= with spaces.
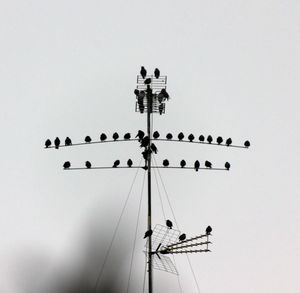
xmin=44 ymin=66 xmax=250 ymax=293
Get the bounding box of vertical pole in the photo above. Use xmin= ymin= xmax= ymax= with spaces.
xmin=147 ymin=88 xmax=153 ymax=293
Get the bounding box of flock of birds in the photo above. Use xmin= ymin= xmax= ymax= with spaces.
xmin=44 ymin=130 xmax=250 ymax=149
xmin=143 ymin=219 xmax=212 ymax=241
xmin=134 ymin=67 xmax=170 ymax=114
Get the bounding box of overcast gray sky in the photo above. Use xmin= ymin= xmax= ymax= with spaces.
xmin=0 ymin=1 xmax=299 ymax=292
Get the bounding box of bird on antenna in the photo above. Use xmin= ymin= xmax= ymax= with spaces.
xmin=140 ymin=66 xmax=147 ymax=79
xmin=85 ymin=161 xmax=91 ymax=169
xmin=161 ymin=88 xmax=169 ymax=100
xmin=179 ymin=233 xmax=186 ymax=241
xmin=54 ymin=137 xmax=60 ymax=149
xmin=199 ymin=135 xmax=205 ymax=142
xmin=127 ymin=159 xmax=133 ymax=167
xmin=216 ymin=136 xmax=223 ymax=144
xmin=150 ymin=143 xmax=158 ymax=154
xmin=166 ymin=133 xmax=173 ymax=140
xmin=166 ymin=219 xmax=173 ymax=229
xmin=65 ymin=137 xmax=72 ymax=146
xmin=178 ymin=132 xmax=184 ymax=141
xmin=194 ymin=160 xmax=200 ymax=171
xmin=244 ymin=140 xmax=250 ymax=148
xmin=124 ymin=133 xmax=131 ymax=140
xmin=163 ymin=159 xmax=169 ymax=167
xmin=205 ymin=160 xmax=212 ymax=168
xmin=100 ymin=133 xmax=107 ymax=141
xmin=113 ymin=160 xmax=120 ymax=168
xmin=45 ymin=139 xmax=51 ymax=148
xmin=206 ymin=226 xmax=212 ymax=235
xmin=180 ymin=160 xmax=186 ymax=168
xmin=153 ymin=131 xmax=160 ymax=139
xmin=140 ymin=136 xmax=150 ymax=148
xmin=112 ymin=132 xmax=119 ymax=141
xmin=226 ymin=138 xmax=232 ymax=146
xmin=136 ymin=130 xmax=145 ymax=142
xmin=144 ymin=229 xmax=153 ymax=239
xmin=85 ymin=136 xmax=92 ymax=143
xmin=207 ymin=135 xmax=213 ymax=144
xmin=63 ymin=161 xmax=71 ymax=169
xmin=154 ymin=68 xmax=160 ymax=79
xmin=134 ymin=89 xmax=139 ymax=97
xmin=144 ymin=78 xmax=151 ymax=85
xmin=188 ymin=134 xmax=195 ymax=142
xmin=225 ymin=162 xmax=230 ymax=170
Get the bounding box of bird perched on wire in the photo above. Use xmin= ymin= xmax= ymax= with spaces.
xmin=144 ymin=78 xmax=151 ymax=85
xmin=205 ymin=160 xmax=212 ymax=168
xmin=150 ymin=143 xmax=158 ymax=154
xmin=134 ymin=89 xmax=139 ymax=97
xmin=206 ymin=226 xmax=212 ymax=235
xmin=142 ymin=149 xmax=151 ymax=160
xmin=180 ymin=160 xmax=186 ymax=168
xmin=100 ymin=133 xmax=107 ymax=141
xmin=154 ymin=68 xmax=160 ymax=79
xmin=124 ymin=133 xmax=131 ymax=140
xmin=85 ymin=136 xmax=92 ymax=143
xmin=140 ymin=66 xmax=147 ymax=79
xmin=45 ymin=139 xmax=51 ymax=148
xmin=157 ymin=92 xmax=164 ymax=103
xmin=127 ymin=159 xmax=133 ymax=167
xmin=112 ymin=132 xmax=119 ymax=141
xmin=63 ymin=161 xmax=71 ymax=169
xmin=65 ymin=137 xmax=72 ymax=146
xmin=54 ymin=137 xmax=60 ymax=149
xmin=179 ymin=233 xmax=186 ymax=241
xmin=178 ymin=132 xmax=184 ymax=141
xmin=163 ymin=159 xmax=169 ymax=167
xmin=136 ymin=130 xmax=145 ymax=142
xmin=140 ymin=136 xmax=150 ymax=148
xmin=166 ymin=133 xmax=173 ymax=140
xmin=166 ymin=219 xmax=173 ymax=229
xmin=158 ymin=104 xmax=164 ymax=115
xmin=244 ymin=140 xmax=250 ymax=148
xmin=207 ymin=135 xmax=213 ymax=144
xmin=161 ymin=88 xmax=169 ymax=100
xmin=153 ymin=131 xmax=160 ymax=139
xmin=226 ymin=138 xmax=232 ymax=146
xmin=194 ymin=160 xmax=200 ymax=171
xmin=144 ymin=229 xmax=152 ymax=239
xmin=85 ymin=161 xmax=91 ymax=169
xmin=225 ymin=162 xmax=230 ymax=170
xmin=138 ymin=91 xmax=146 ymax=99
xmin=216 ymin=136 xmax=223 ymax=144
xmin=188 ymin=134 xmax=195 ymax=142
xmin=113 ymin=160 xmax=120 ymax=168
xmin=199 ymin=135 xmax=205 ymax=142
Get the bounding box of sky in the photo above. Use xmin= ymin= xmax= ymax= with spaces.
xmin=0 ymin=0 xmax=299 ymax=292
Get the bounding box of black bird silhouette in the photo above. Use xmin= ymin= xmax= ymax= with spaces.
xmin=199 ymin=135 xmax=205 ymax=142
xmin=226 ymin=138 xmax=232 ymax=146
xmin=140 ymin=136 xmax=150 ymax=148
xmin=207 ymin=135 xmax=213 ymax=144
xmin=63 ymin=161 xmax=71 ymax=169
xmin=244 ymin=140 xmax=250 ymax=148
xmin=178 ymin=132 xmax=184 ymax=141
xmin=166 ymin=133 xmax=173 ymax=140
xmin=100 ymin=133 xmax=107 ymax=141
xmin=153 ymin=131 xmax=160 ymax=139
xmin=113 ymin=160 xmax=120 ymax=168
xmin=188 ymin=134 xmax=195 ymax=142
xmin=142 ymin=150 xmax=150 ymax=160
xmin=225 ymin=162 xmax=230 ymax=170
xmin=85 ymin=136 xmax=92 ymax=143
xmin=127 ymin=159 xmax=133 ymax=167
xmin=150 ymin=143 xmax=158 ymax=154
xmin=144 ymin=78 xmax=151 ymax=85
xmin=65 ymin=137 xmax=72 ymax=146
xmin=85 ymin=161 xmax=91 ymax=169
xmin=45 ymin=139 xmax=51 ymax=148
xmin=54 ymin=137 xmax=60 ymax=149
xmin=144 ymin=229 xmax=152 ymax=239
xmin=179 ymin=233 xmax=186 ymax=241
xmin=161 ymin=88 xmax=169 ymax=99
xmin=158 ymin=104 xmax=164 ymax=115
xmin=180 ymin=160 xmax=186 ymax=168
xmin=157 ymin=92 xmax=164 ymax=103
xmin=134 ymin=89 xmax=139 ymax=96
xmin=194 ymin=160 xmax=200 ymax=171
xmin=154 ymin=68 xmax=160 ymax=78
xmin=166 ymin=219 xmax=173 ymax=229
xmin=205 ymin=160 xmax=212 ymax=168
xmin=112 ymin=132 xmax=119 ymax=141
xmin=206 ymin=226 xmax=212 ymax=235
xmin=140 ymin=66 xmax=147 ymax=79
xmin=124 ymin=133 xmax=131 ymax=140
xmin=216 ymin=136 xmax=223 ymax=144
xmin=163 ymin=159 xmax=169 ymax=167
xmin=138 ymin=91 xmax=146 ymax=99
xmin=136 ymin=130 xmax=145 ymax=142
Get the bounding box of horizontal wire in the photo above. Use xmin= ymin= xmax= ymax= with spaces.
xmin=64 ymin=166 xmax=229 ymax=171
